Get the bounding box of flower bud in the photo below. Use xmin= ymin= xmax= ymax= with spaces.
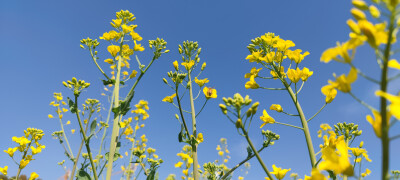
xmin=163 ymin=78 xmax=168 ymax=84
xmin=201 ymin=62 xmax=206 ymax=71
xmin=235 ymin=119 xmax=242 ymax=129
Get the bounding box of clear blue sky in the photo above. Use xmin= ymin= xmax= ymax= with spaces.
xmin=0 ymin=1 xmax=399 ymax=179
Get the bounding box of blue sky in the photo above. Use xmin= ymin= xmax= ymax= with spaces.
xmin=0 ymin=0 xmax=399 ymax=179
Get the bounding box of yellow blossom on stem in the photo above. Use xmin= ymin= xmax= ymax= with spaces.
xmin=196 ymin=133 xmax=204 ymax=143
xmin=244 ymin=67 xmax=262 ymax=78
xmin=366 ymin=110 xmax=391 ymax=138
xmin=194 ymin=77 xmax=209 ymax=87
xmin=270 ymin=164 xmax=291 ymax=180
xmin=245 ymin=76 xmax=259 ymax=89
xmin=4 ymin=147 xmax=18 ymax=157
xmin=270 ymin=66 xmax=286 ymax=80
xmin=162 ymin=93 xmax=176 ymax=103
xmin=321 ymin=85 xmax=337 ymax=103
xmin=173 ymin=60 xmax=179 ymax=71
xmin=133 ymin=40 xmax=145 ymax=51
xmin=286 ymin=49 xmax=310 ymax=64
xmin=270 ymin=104 xmax=283 ymax=112
xmin=48 ymin=114 xmax=54 ymax=118
xmin=301 ymin=67 xmax=313 ymax=81
xmin=218 ymin=151 xmax=224 ymax=156
xmin=287 ymin=68 xmax=302 ymax=83
xmin=388 ymin=59 xmax=400 ymax=70
xmin=175 ymin=161 xmax=183 ymax=168
xmin=107 ymin=45 xmax=120 ymax=57
xmin=260 ymin=110 xmax=275 ymax=128
xmin=181 ymin=60 xmax=195 ymax=71
xmin=110 ymin=19 xmax=122 ymax=28
xmin=246 ymin=50 xmax=267 ymax=63
xmin=361 ymin=168 xmax=371 ymax=177
xmin=0 ymin=166 xmax=7 ymax=175
xmin=29 ymin=172 xmax=39 ymax=180
xmin=375 ymin=90 xmax=400 ymax=119
xmin=203 ymin=87 xmax=217 ymax=99
xmin=358 ymin=20 xmax=389 ymax=48
xmin=273 ymin=39 xmax=295 ymax=52
xmin=130 ymin=31 xmax=143 ymax=41
xmin=20 ymin=159 xmax=30 ymax=169
xmin=351 ymin=8 xmax=366 ymax=20
xmin=129 ymin=70 xmax=138 ymax=78
xmin=71 ymin=129 xmax=76 ymax=134
xmin=182 ymin=169 xmax=189 ymax=176
xmin=328 ymin=68 xmax=358 ymax=93
xmin=318 ymin=138 xmax=353 ymax=176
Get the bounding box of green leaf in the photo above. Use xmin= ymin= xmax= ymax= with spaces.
xmin=89 ymin=119 xmax=97 ymax=137
xmin=67 ymin=97 xmax=76 ymax=113
xmin=105 ymin=152 xmax=120 ymax=162
xmin=246 ymin=146 xmax=253 ymax=158
xmin=178 ymin=125 xmax=184 ymax=142
xmin=146 ymin=168 xmax=156 ymax=180
xmin=77 ymin=169 xmax=91 ymax=180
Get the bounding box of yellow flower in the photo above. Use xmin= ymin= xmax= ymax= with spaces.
xmin=20 ymin=159 xmax=30 ymax=169
xmin=361 ymin=168 xmax=371 ymax=177
xmin=245 ymin=76 xmax=259 ymax=89
xmin=218 ymin=151 xmax=224 ymax=156
xmin=0 ymin=166 xmax=7 ymax=175
xmin=260 ymin=110 xmax=275 ymax=128
xmin=321 ymin=85 xmax=337 ymax=103
xmin=376 ymin=90 xmax=400 ymax=119
xmin=48 ymin=114 xmax=54 ymax=118
xmin=329 ymin=68 xmax=358 ymax=93
xmin=358 ymin=20 xmax=389 ymax=48
xmin=134 ymin=40 xmax=145 ymax=51
xmin=12 ymin=136 xmax=31 ymax=146
xmin=29 ymin=172 xmax=39 ymax=180
xmin=196 ymin=133 xmax=204 ymax=143
xmin=121 ymin=24 xmax=132 ymax=33
xmin=246 ymin=50 xmax=266 ymax=63
xmin=287 ymin=68 xmax=302 ymax=83
xmin=308 ymin=168 xmax=327 ymax=180
xmin=4 ymin=147 xmax=18 ymax=157
xmin=273 ymin=39 xmax=295 ymax=52
xmin=238 ymin=176 xmax=244 ymax=180
xmin=175 ymin=161 xmax=183 ymax=168
xmin=388 ymin=59 xmax=400 ymax=70
xmin=270 ymin=104 xmax=283 ymax=112
xmin=203 ymin=87 xmax=217 ymax=99
xmin=182 ymin=169 xmax=189 ymax=176
xmin=107 ymin=45 xmax=120 ymax=57
xmin=162 ymin=94 xmax=176 ymax=103
xmin=270 ymin=164 xmax=291 ymax=180
xmin=110 ymin=19 xmax=122 ymax=28
xmin=71 ymin=129 xmax=76 ymax=134
xmin=244 ymin=67 xmax=262 ymax=78
xmin=216 ymin=145 xmax=221 ymax=151
xmin=286 ymin=49 xmax=310 ymax=64
xmin=129 ymin=70 xmax=138 ymax=79
xmin=31 ymin=145 xmax=45 ymax=155
xmin=366 ymin=110 xmax=391 ymax=138
xmin=100 ymin=30 xmax=120 ymax=41
xmin=194 ymin=77 xmax=209 ymax=87
xmin=123 ymin=126 xmax=134 ymax=135
xmin=301 ymin=67 xmax=313 ymax=81
xmin=318 ymin=138 xmax=353 ymax=176
xmin=130 ymin=31 xmax=143 ymax=41
xmin=181 ymin=60 xmax=195 ymax=70
xmin=173 ymin=60 xmax=179 ymax=71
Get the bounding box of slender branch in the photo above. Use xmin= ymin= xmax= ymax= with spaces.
xmin=296 ymin=81 xmax=305 ymax=95
xmin=259 ymin=87 xmax=286 ymax=90
xmin=307 ymin=103 xmax=327 ymax=122
xmin=220 ymin=146 xmax=266 ymax=180
xmin=388 ymin=73 xmax=400 ymax=82
xmin=89 ymin=47 xmax=111 ymax=80
xmin=195 ymin=99 xmax=208 ymax=118
xmin=390 ymin=134 xmax=400 ymax=141
xmin=275 ymin=122 xmax=303 ymax=130
xmin=175 ymin=87 xmax=191 ymax=138
xmin=349 ymin=63 xmax=380 ymax=84
xmin=282 ymin=111 xmax=299 ymax=116
xmin=348 ymin=92 xmax=377 ymax=112
xmin=172 ymin=103 xmax=191 ymax=113
xmin=58 ymin=106 xmax=74 ymax=160
xmin=257 ymin=76 xmax=274 ymax=80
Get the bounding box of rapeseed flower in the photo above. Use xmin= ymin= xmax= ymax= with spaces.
xmin=270 ymin=164 xmax=291 ymax=180
xmin=203 ymin=87 xmax=217 ymax=99
xmin=270 ymin=104 xmax=283 ymax=112
xmin=260 ymin=110 xmax=275 ymax=128
xmin=366 ymin=110 xmax=391 ymax=138
xmin=29 ymin=172 xmax=39 ymax=180
xmin=0 ymin=166 xmax=7 ymax=175
xmin=162 ymin=94 xmax=176 ymax=103
xmin=375 ymin=90 xmax=400 ymax=119
xmin=107 ymin=45 xmax=120 ymax=57
xmin=182 ymin=60 xmax=195 ymax=70
xmin=245 ymin=76 xmax=259 ymax=89
xmin=194 ymin=77 xmax=209 ymax=87
xmin=244 ymin=67 xmax=262 ymax=78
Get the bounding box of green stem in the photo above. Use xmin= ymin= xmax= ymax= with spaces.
xmin=220 ymin=146 xmax=266 ymax=180
xmin=284 ymin=81 xmax=317 ymax=167
xmin=58 ymin=106 xmax=74 ymax=160
xmin=241 ymin=126 xmax=274 ymax=180
xmin=89 ymin=47 xmax=111 ymax=80
xmin=74 ymin=95 xmax=99 ymax=180
xmin=126 ymin=121 xmax=140 ymax=180
xmin=260 ymin=87 xmax=285 ymax=90
xmin=195 ymin=99 xmax=208 ymax=118
xmin=282 ymin=111 xmax=299 ymax=116
xmin=380 ymin=7 xmax=395 ymax=180
xmin=275 ymin=122 xmax=303 ymax=130
xmin=70 ymin=110 xmax=94 ymax=180
xmin=349 ymin=63 xmax=380 ymax=84
xmin=105 ymin=53 xmax=123 ymax=180
xmin=307 ymin=103 xmax=327 ymax=122
xmin=348 ymin=92 xmax=376 ymax=112
xmin=188 ymin=71 xmax=200 ymax=180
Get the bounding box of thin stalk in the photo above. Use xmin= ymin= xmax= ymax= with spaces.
xmin=220 ymin=146 xmax=266 ymax=180
xmin=260 ymin=87 xmax=285 ymax=90
xmin=349 ymin=63 xmax=380 ymax=84
xmin=195 ymin=99 xmax=208 ymax=118
xmin=105 ymin=53 xmax=123 ymax=180
xmin=380 ymin=7 xmax=395 ymax=180
xmin=126 ymin=121 xmax=140 ymax=180
xmin=188 ymin=72 xmax=200 ymax=180
xmin=58 ymin=106 xmax=74 ymax=160
xmin=284 ymin=80 xmax=317 ymax=167
xmin=275 ymin=122 xmax=303 ymax=130
xmin=89 ymin=47 xmax=111 ymax=80
xmin=70 ymin=112 xmax=93 ymax=180
xmin=96 ymin=88 xmax=116 ymax=168
xmin=241 ymin=126 xmax=274 ymax=180
xmin=348 ymin=92 xmax=376 ymax=112
xmin=175 ymin=87 xmax=191 ymax=137
xmin=390 ymin=134 xmax=400 ymax=141
xmin=307 ymin=103 xmax=327 ymax=122
xmin=282 ymin=111 xmax=299 ymax=116
xmin=74 ymin=96 xmax=99 ymax=180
